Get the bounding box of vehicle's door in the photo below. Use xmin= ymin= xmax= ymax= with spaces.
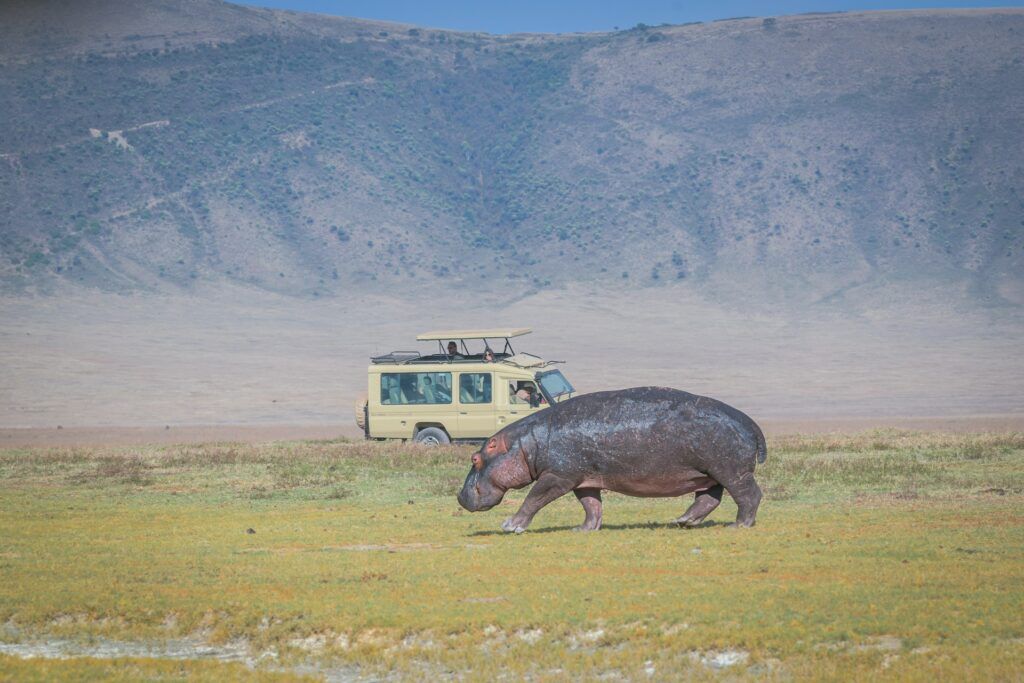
xmin=497 ymin=376 xmax=546 ymax=430
xmin=455 ymin=371 xmax=496 ymax=437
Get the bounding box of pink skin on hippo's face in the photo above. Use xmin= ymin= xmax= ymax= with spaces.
xmin=457 ymin=434 xmax=532 ymax=512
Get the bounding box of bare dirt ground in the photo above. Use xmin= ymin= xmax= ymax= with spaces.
xmin=1 ymin=282 xmax=1022 ymax=444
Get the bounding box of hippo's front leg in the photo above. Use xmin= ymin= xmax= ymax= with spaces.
xmin=502 ymin=472 xmax=577 ymax=533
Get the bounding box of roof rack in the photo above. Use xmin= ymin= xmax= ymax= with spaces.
xmin=370 ymin=351 xmax=421 ymax=365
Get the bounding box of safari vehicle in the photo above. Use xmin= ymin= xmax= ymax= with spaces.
xmin=355 ymin=328 xmax=575 ymax=445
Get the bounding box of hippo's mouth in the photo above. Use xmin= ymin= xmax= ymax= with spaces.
xmin=458 ymin=486 xmax=505 ymax=512
xmin=458 ymin=496 xmax=497 ymax=512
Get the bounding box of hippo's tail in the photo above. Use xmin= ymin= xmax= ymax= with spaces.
xmin=752 ymin=420 xmax=768 ymax=464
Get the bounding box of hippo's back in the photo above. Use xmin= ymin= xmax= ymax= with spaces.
xmin=542 ymin=387 xmax=766 ymax=468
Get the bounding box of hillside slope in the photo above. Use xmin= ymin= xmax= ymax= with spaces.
xmin=1 ymin=3 xmax=1022 ymax=304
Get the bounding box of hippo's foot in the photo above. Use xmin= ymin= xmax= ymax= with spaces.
xmin=501 ymin=517 xmax=527 ymax=534
xmin=671 ymin=517 xmax=702 ymax=529
xmin=572 ymin=522 xmax=601 ymax=532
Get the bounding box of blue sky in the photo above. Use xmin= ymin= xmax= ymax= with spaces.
xmin=237 ymin=0 xmax=1022 ymax=33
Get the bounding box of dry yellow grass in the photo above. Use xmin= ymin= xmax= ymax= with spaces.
xmin=0 ymin=431 xmax=1022 ymax=680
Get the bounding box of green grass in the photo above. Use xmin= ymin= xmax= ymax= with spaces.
xmin=0 ymin=656 xmax=314 ymax=682
xmin=1 ymin=431 xmax=1022 ymax=680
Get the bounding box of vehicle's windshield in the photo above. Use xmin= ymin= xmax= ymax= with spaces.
xmin=537 ymin=370 xmax=574 ymax=401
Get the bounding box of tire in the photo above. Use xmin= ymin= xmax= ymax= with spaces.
xmin=413 ymin=427 xmax=450 ymax=446
xmin=354 ymin=396 xmax=368 ymax=430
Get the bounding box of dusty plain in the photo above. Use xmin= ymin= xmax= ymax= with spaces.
xmin=3 ymin=283 xmax=1024 ymax=431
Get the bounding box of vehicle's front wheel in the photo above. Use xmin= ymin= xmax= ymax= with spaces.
xmin=413 ymin=427 xmax=450 ymax=446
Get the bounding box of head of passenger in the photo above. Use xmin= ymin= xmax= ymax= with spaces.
xmin=483 ymin=349 xmax=495 ymax=363
xmin=447 ymin=341 xmax=458 ymax=356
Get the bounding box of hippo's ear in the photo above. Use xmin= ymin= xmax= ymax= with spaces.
xmin=471 ymin=453 xmax=483 ymax=470
xmin=486 ymin=434 xmax=508 ymax=456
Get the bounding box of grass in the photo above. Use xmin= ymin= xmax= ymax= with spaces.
xmin=0 ymin=431 xmax=1022 ymax=680
xmin=0 ymin=656 xmax=314 ymax=682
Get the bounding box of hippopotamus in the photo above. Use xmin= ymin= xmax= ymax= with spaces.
xmin=457 ymin=387 xmax=767 ymax=532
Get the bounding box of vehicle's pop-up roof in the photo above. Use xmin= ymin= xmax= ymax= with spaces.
xmin=415 ymin=328 xmax=531 ymax=341
xmin=417 ymin=328 xmax=530 ymax=361
xmin=371 ymin=328 xmax=558 ymax=368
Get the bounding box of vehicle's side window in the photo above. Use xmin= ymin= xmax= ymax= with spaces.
xmin=509 ymin=380 xmax=541 ymax=406
xmin=381 ymin=372 xmax=452 ymax=405
xmin=459 ymin=373 xmax=492 ymax=404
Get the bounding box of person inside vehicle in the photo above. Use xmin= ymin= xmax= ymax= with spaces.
xmin=400 ymin=374 xmax=420 ymax=403
xmin=483 ymin=349 xmax=495 ymax=363
xmin=447 ymin=341 xmax=462 ymax=359
xmin=385 ymin=376 xmax=401 ymax=405
xmin=512 ymin=382 xmax=542 ymax=408
xmin=422 ymin=375 xmax=437 ymax=403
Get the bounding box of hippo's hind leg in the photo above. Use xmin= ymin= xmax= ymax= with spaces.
xmin=717 ymin=471 xmax=763 ymax=528
xmin=573 ymin=488 xmax=603 ymax=531
xmin=673 ymin=484 xmax=723 ymax=528
xmin=501 ymin=472 xmax=576 ymax=534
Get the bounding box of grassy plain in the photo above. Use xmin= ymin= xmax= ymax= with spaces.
xmin=1 ymin=431 xmax=1022 ymax=680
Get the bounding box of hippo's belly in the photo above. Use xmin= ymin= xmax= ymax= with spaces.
xmin=579 ymin=472 xmax=717 ymax=497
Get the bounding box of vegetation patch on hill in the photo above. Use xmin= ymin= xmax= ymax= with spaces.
xmin=1 ymin=4 xmax=1022 ymax=301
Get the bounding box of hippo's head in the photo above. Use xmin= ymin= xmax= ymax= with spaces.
xmin=457 ymin=430 xmax=534 ymax=512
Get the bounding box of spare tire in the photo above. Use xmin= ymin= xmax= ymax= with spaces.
xmin=354 ymin=395 xmax=368 ymax=430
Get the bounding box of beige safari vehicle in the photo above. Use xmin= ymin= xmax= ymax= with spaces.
xmin=355 ymin=328 xmax=575 ymax=445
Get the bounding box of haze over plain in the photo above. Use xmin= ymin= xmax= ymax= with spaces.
xmin=1 ymin=1 xmax=1022 ymax=431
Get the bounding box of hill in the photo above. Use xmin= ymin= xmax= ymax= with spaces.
xmin=1 ymin=2 xmax=1022 ymax=305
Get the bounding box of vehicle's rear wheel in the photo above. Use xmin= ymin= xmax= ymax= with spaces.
xmin=413 ymin=427 xmax=450 ymax=446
